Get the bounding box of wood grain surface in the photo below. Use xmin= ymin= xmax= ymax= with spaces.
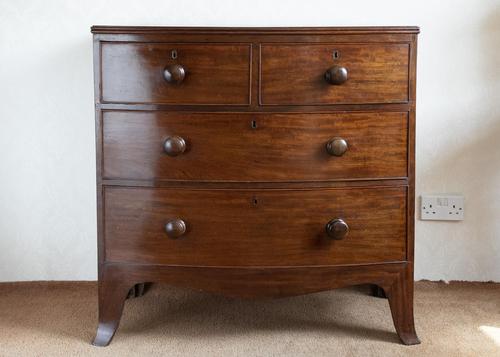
xmin=102 ymin=111 xmax=408 ymax=181
xmin=101 ymin=43 xmax=251 ymax=105
xmin=104 ymin=186 xmax=407 ymax=266
xmin=260 ymin=44 xmax=409 ymax=105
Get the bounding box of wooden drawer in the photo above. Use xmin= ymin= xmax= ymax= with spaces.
xmin=100 ymin=43 xmax=251 ymax=105
xmin=102 ymin=111 xmax=408 ymax=181
xmin=260 ymin=43 xmax=409 ymax=105
xmin=104 ymin=186 xmax=407 ymax=266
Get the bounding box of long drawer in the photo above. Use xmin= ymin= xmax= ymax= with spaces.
xmin=102 ymin=111 xmax=408 ymax=181
xmin=104 ymin=186 xmax=407 ymax=266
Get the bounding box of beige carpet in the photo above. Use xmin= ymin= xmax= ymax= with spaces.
xmin=0 ymin=281 xmax=499 ymax=356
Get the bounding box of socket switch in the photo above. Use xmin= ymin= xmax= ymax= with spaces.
xmin=420 ymin=194 xmax=464 ymax=221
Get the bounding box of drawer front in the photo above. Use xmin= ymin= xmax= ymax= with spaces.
xmin=104 ymin=186 xmax=407 ymax=266
xmin=101 ymin=43 xmax=251 ymax=105
xmin=102 ymin=111 xmax=408 ymax=181
xmin=260 ymin=43 xmax=409 ymax=105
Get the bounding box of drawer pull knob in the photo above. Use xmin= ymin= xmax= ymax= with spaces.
xmin=163 ymin=64 xmax=186 ymax=84
xmin=324 ymin=65 xmax=348 ymax=85
xmin=326 ymin=219 xmax=349 ymax=240
xmin=163 ymin=136 xmax=186 ymax=156
xmin=326 ymin=137 xmax=348 ymax=156
xmin=165 ymin=219 xmax=187 ymax=238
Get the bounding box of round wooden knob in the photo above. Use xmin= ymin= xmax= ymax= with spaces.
xmin=163 ymin=136 xmax=186 ymax=156
xmin=324 ymin=66 xmax=348 ymax=85
xmin=326 ymin=137 xmax=348 ymax=156
xmin=326 ymin=219 xmax=349 ymax=240
xmin=165 ymin=219 xmax=186 ymax=239
xmin=163 ymin=64 xmax=186 ymax=84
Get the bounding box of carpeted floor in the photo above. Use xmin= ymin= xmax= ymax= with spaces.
xmin=0 ymin=281 xmax=498 ymax=356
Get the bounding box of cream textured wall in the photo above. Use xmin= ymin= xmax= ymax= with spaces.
xmin=0 ymin=0 xmax=499 ymax=282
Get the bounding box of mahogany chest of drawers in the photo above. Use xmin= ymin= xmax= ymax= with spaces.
xmin=91 ymin=26 xmax=420 ymax=346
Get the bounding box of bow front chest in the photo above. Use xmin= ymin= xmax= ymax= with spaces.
xmin=91 ymin=26 xmax=420 ymax=346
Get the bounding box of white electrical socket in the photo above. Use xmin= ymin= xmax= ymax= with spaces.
xmin=420 ymin=194 xmax=464 ymax=221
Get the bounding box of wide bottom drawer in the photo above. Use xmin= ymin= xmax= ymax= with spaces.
xmin=104 ymin=186 xmax=407 ymax=266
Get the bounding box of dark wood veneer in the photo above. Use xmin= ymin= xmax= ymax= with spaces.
xmin=260 ymin=43 xmax=409 ymax=105
xmin=92 ymin=26 xmax=419 ymax=347
xmin=101 ymin=43 xmax=251 ymax=105
xmin=102 ymin=111 xmax=408 ymax=181
xmin=104 ymin=186 xmax=407 ymax=266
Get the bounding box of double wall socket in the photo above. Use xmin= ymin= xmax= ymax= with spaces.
xmin=420 ymin=195 xmax=464 ymax=221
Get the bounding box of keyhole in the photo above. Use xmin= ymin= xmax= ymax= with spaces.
xmin=251 ymin=120 xmax=257 ymax=129
xmin=333 ymin=50 xmax=340 ymax=60
xmin=171 ymin=50 xmax=178 ymax=59
xmin=252 ymin=197 xmax=258 ymax=206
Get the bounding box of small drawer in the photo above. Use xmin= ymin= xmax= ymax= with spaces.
xmin=260 ymin=43 xmax=409 ymax=105
xmin=104 ymin=186 xmax=407 ymax=266
xmin=102 ymin=111 xmax=408 ymax=181
xmin=101 ymin=43 xmax=251 ymax=105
